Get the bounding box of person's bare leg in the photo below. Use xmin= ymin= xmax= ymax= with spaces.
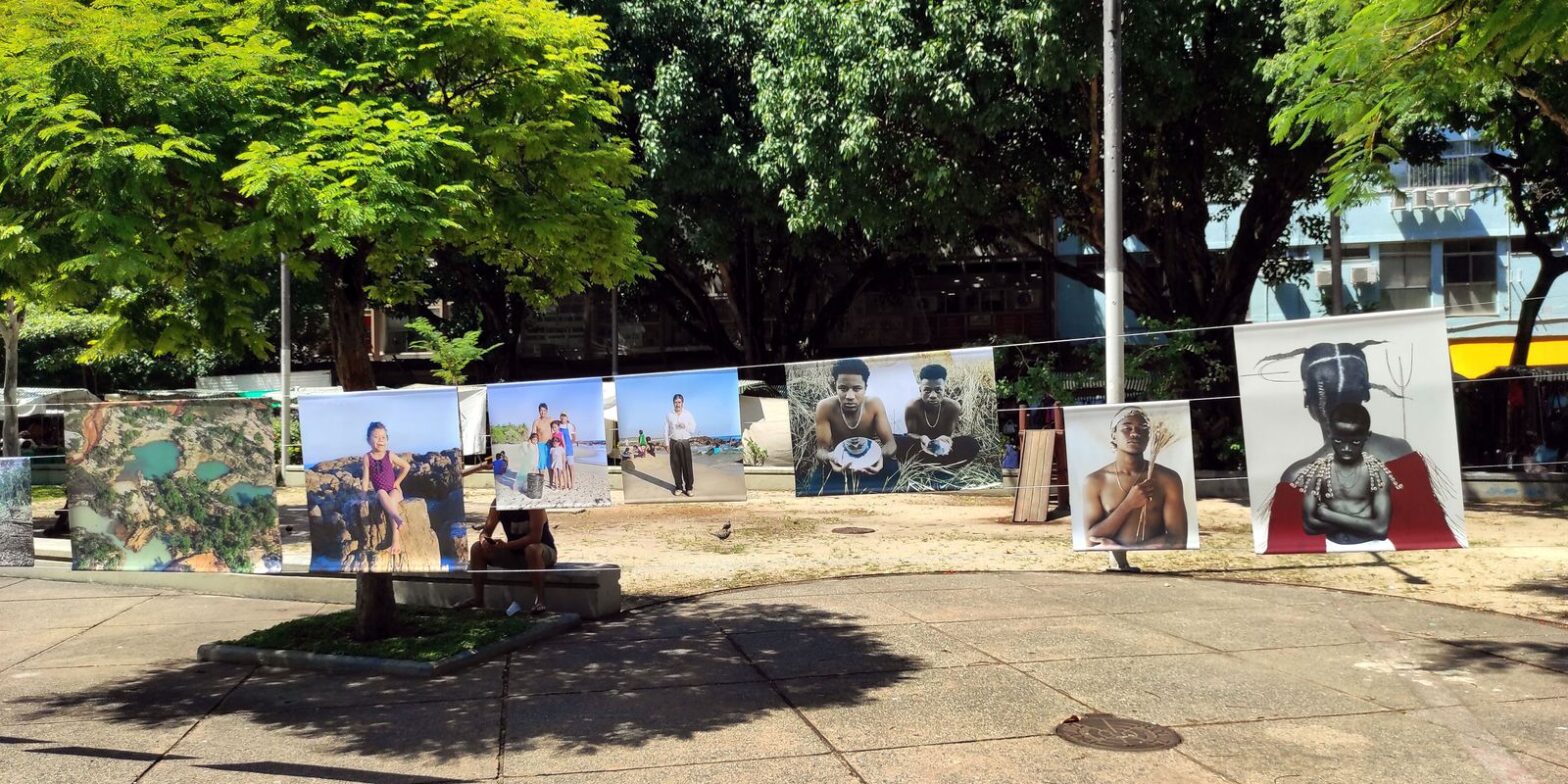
xmin=466 ymin=540 xmax=489 ymax=606
xmin=377 ymin=489 xmax=406 ymax=527
xmin=524 ymin=544 xmax=546 ymax=612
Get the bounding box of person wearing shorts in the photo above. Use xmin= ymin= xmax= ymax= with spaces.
xmin=461 ymin=502 xmax=556 ymax=613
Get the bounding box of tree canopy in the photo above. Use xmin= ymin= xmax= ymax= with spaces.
xmin=0 ymin=0 xmax=655 ymax=392
xmin=750 ymin=0 xmax=1334 ymax=328
xmin=1269 ymin=0 xmax=1568 ymax=365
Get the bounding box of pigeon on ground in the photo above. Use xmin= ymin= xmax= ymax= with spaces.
xmin=712 ymin=522 xmax=733 ymax=541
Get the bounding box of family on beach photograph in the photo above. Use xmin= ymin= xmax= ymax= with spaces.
xmin=613 ymin=368 xmax=747 ymax=503
xmin=299 ymin=388 xmax=466 ymax=573
xmin=1063 ymin=400 xmax=1200 ymax=551
xmin=1234 ymin=309 xmax=1467 ymax=554
xmin=786 ymin=348 xmax=1003 ymax=496
xmin=487 ymin=378 xmax=611 ymax=510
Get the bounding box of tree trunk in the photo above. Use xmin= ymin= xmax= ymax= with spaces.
xmin=1510 ymin=259 xmax=1567 ymax=367
xmin=320 ymin=247 xmax=394 ymax=640
xmin=1 ymin=299 xmax=21 ymax=458
xmin=353 ymin=572 xmax=397 ymax=641
xmin=323 ymin=249 xmax=377 ymax=392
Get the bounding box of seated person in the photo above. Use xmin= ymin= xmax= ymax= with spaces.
xmin=1290 ymin=402 xmax=1396 ymax=545
xmin=812 ymin=358 xmax=899 ymax=492
xmin=491 ymin=451 xmax=511 ymax=488
xmin=897 ymin=363 xmax=981 ymax=467
xmin=460 ymin=501 xmax=555 ymax=614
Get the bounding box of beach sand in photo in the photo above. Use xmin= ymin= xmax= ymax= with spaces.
xmin=621 ymin=449 xmax=747 ymax=503
xmin=494 ymin=442 xmax=612 ymax=510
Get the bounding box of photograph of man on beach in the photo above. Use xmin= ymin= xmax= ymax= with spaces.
xmin=1063 ymin=400 xmax=1199 ymax=551
xmin=488 ymin=378 xmax=610 ymax=510
xmin=613 ymin=368 xmax=747 ymax=503
xmin=786 ymin=348 xmax=1003 ymax=496
xmin=299 ymin=388 xmax=465 ymax=573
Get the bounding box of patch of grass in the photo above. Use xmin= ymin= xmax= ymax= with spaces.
xmin=32 ymin=485 xmax=65 ymax=501
xmin=222 ymin=607 xmax=537 ymax=662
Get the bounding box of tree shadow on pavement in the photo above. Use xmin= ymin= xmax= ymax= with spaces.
xmin=1425 ymin=638 xmax=1568 ymax=675
xmin=13 ymin=600 xmax=920 ymax=771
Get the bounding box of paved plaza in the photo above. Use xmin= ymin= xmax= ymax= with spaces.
xmin=1 ymin=572 xmax=1566 ymax=783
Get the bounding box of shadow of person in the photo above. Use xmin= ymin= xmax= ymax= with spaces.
xmin=621 ymin=465 xmax=678 ymax=493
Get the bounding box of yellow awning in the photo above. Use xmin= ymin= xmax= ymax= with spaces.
xmin=1449 ymin=336 xmax=1568 ymax=378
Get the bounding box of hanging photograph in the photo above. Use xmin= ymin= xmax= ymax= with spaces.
xmin=299 ymin=388 xmax=465 ymax=572
xmin=0 ymin=457 xmax=32 ymax=567
xmin=786 ymin=348 xmax=1002 ymax=496
xmin=1234 ymin=309 xmax=1466 ymax=553
xmin=65 ymin=400 xmax=280 ymax=572
xmin=612 ymin=368 xmax=747 ymax=503
xmin=1062 ymin=401 xmax=1199 ymax=550
xmin=487 ymin=378 xmax=611 ymax=510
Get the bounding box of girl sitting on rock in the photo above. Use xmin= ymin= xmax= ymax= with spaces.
xmin=361 ymin=421 xmax=411 ymax=555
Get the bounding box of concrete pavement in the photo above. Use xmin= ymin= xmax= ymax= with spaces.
xmin=1 ymin=572 xmax=1565 ymax=783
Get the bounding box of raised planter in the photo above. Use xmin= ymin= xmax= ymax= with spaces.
xmin=197 ymin=611 xmax=580 ymax=677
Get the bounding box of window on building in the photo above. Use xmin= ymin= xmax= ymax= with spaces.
xmin=1392 ymin=138 xmax=1500 ymax=190
xmin=1378 ymin=242 xmax=1432 ymax=311
xmin=1443 ymin=238 xmax=1497 ymax=315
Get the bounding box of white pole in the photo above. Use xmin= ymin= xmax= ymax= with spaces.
xmin=1103 ymin=0 xmax=1135 ymax=573
xmin=279 ymin=254 xmax=292 ymax=483
xmin=1103 ymin=0 xmax=1125 ymax=407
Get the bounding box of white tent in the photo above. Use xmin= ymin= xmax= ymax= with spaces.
xmin=10 ymin=387 xmax=100 ymax=417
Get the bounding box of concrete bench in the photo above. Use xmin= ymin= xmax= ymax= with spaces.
xmin=394 ymin=562 xmax=621 ymax=620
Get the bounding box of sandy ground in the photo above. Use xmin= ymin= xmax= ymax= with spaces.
xmin=493 ymin=464 xmax=611 ymax=509
xmin=33 ymin=488 xmax=1568 ymax=623
xmin=620 ymin=451 xmax=747 ymax=503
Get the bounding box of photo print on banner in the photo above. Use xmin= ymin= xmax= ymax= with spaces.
xmin=786 ymin=348 xmax=1002 ymax=496
xmin=1234 ymin=309 xmax=1466 ymax=554
xmin=0 ymin=457 xmax=32 ymax=567
xmin=299 ymin=388 xmax=466 ymax=572
xmin=487 ymin=378 xmax=611 ymax=510
xmin=613 ymin=368 xmax=747 ymax=503
xmin=65 ymin=400 xmax=280 ymax=572
xmin=1063 ymin=401 xmax=1199 ymax=550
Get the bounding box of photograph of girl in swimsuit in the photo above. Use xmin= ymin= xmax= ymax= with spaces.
xmin=299 ymin=388 xmax=466 ymax=573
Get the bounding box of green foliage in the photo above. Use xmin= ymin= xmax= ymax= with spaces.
xmin=404 ymin=318 xmax=499 ymax=385
xmin=0 ymin=0 xmax=654 ymax=372
xmin=742 ymin=436 xmax=768 ymax=466
xmin=492 ymin=424 xmax=529 ymax=444
xmin=1268 ymin=0 xmax=1568 ymax=206
xmin=19 ymin=310 xmax=221 ymax=390
xmin=999 ymin=319 xmax=1229 ymax=406
xmin=71 ymin=529 xmax=125 ymax=570
xmin=224 ymin=606 xmax=538 ymax=662
xmin=750 ymin=0 xmax=1335 ymax=327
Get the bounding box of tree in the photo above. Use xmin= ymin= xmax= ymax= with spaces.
xmin=1269 ymin=0 xmax=1568 ymax=366
xmin=2 ymin=0 xmax=654 ymax=640
xmin=405 ymin=317 xmax=499 ymax=385
xmin=749 ymin=0 xmax=1333 ymax=330
xmin=561 ymin=0 xmax=918 ymax=363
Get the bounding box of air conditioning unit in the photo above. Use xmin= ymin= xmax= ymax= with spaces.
xmin=1391 ymin=191 xmax=1408 ymax=211
xmin=1412 ymin=190 xmax=1431 ymax=209
xmin=1453 ymin=189 xmax=1472 ymax=208
xmin=1431 ymin=190 xmax=1450 ymax=208
xmin=1351 ymin=267 xmax=1377 ymax=284
xmin=1315 ymin=269 xmax=1333 ymax=287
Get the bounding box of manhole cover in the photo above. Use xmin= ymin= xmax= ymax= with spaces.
xmin=831 ymin=526 xmax=876 ymax=534
xmin=1055 ymin=714 xmax=1181 ymax=751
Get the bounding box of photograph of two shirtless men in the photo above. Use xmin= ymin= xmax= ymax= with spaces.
xmin=786 ymin=348 xmax=1003 ymax=496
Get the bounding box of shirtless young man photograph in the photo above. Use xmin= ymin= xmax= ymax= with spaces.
xmin=812 ymin=358 xmax=899 ymax=490
xmin=1292 ymin=402 xmax=1395 ymax=545
xmin=1080 ymin=406 xmax=1190 ymax=550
